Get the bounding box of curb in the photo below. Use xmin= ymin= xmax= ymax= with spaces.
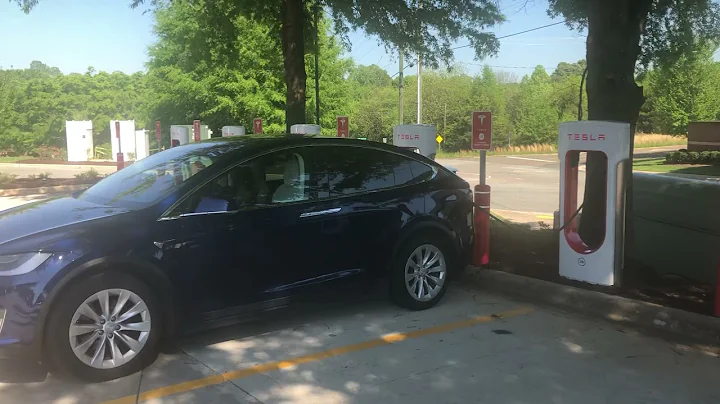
xmin=0 ymin=184 xmax=88 ymax=197
xmin=465 ymin=267 xmax=720 ymax=345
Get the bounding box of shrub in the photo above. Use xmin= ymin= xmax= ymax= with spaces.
xmin=74 ymin=168 xmax=100 ymax=181
xmin=665 ymin=151 xmax=720 ymax=165
xmin=0 ymin=173 xmax=17 ymax=186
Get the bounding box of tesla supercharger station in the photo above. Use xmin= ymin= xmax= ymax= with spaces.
xmin=290 ymin=124 xmax=321 ymax=135
xmin=558 ymin=121 xmax=631 ymax=286
xmin=393 ymin=124 xmax=437 ymax=160
xmin=170 ymin=125 xmax=190 ymax=148
xmin=222 ymin=126 xmax=246 ymax=136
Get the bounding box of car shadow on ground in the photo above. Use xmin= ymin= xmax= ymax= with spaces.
xmin=2 ymin=281 xmax=719 ymax=404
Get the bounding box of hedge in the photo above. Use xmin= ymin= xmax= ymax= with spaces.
xmin=665 ymin=151 xmax=720 ymax=165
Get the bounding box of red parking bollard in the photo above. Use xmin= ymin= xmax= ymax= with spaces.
xmin=473 ymin=184 xmax=491 ymax=266
xmin=116 ymin=153 xmax=124 ymax=171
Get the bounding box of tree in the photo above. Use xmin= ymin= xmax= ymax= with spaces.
xmin=16 ymin=0 xmax=505 ymax=131
xmin=548 ymin=0 xmax=720 ymax=250
xmin=550 ymin=59 xmax=586 ymax=82
xmin=348 ymin=64 xmax=393 ymax=88
xmin=509 ymin=66 xmax=559 ymax=145
xmin=650 ymin=46 xmax=720 ymax=135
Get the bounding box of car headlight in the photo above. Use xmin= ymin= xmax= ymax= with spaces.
xmin=0 ymin=253 xmax=52 ymax=276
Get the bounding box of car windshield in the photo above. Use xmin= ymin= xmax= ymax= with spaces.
xmin=77 ymin=142 xmax=237 ymax=209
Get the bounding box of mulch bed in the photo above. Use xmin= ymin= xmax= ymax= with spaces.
xmin=14 ymin=158 xmax=118 ymax=166
xmin=488 ymin=219 xmax=715 ymax=316
xmin=0 ymin=177 xmax=102 ymax=190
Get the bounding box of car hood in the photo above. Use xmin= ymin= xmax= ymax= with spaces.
xmin=0 ymin=196 xmax=130 ymax=247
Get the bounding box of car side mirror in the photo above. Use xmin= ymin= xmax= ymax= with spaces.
xmin=195 ymin=197 xmax=230 ymax=213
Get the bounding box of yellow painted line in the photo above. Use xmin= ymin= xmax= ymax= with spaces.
xmin=104 ymin=307 xmax=533 ymax=404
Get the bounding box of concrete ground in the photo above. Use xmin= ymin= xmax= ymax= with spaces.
xmin=0 ymin=286 xmax=717 ymax=404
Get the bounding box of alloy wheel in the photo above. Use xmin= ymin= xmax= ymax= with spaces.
xmin=68 ymin=288 xmax=152 ymax=369
xmin=404 ymin=244 xmax=447 ymax=302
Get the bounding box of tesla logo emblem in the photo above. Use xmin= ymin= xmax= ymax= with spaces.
xmin=339 ymin=118 xmax=346 ymax=127
xmin=478 ymin=114 xmax=486 ymax=126
xmin=398 ymin=134 xmax=420 ymax=140
xmin=578 ymin=258 xmax=586 ymax=266
xmin=568 ymin=133 xmax=606 ymax=141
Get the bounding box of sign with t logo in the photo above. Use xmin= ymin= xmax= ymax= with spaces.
xmin=471 ymin=111 xmax=492 ymax=150
xmin=337 ymin=116 xmax=349 ymax=138
xmin=253 ymin=118 xmax=263 ymax=134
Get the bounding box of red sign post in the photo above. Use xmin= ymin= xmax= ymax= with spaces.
xmin=253 ymin=118 xmax=263 ymax=134
xmin=336 ymin=116 xmax=349 ymax=138
xmin=193 ymin=120 xmax=201 ymax=142
xmin=471 ymin=111 xmax=492 ymax=150
xmin=115 ymin=121 xmax=124 ymax=171
xmin=155 ymin=121 xmax=162 ymax=152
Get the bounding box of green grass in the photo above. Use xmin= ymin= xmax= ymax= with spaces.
xmin=0 ymin=156 xmax=22 ymax=163
xmin=437 ymin=133 xmax=685 ymax=159
xmin=633 ymin=157 xmax=720 ymax=177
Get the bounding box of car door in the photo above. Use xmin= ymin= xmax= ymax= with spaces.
xmin=317 ymin=145 xmax=433 ymax=279
xmin=154 ymin=146 xmax=340 ymax=317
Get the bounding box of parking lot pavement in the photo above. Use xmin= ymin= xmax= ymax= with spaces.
xmin=1 ymin=286 xmax=719 ymax=404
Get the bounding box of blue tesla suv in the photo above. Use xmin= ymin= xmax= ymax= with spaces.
xmin=0 ymin=136 xmax=473 ymax=381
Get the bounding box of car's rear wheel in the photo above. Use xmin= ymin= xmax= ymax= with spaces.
xmin=390 ymin=232 xmax=454 ymax=310
xmin=45 ymin=272 xmax=162 ymax=382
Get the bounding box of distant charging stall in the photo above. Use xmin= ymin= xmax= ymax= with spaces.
xmin=393 ymin=124 xmax=437 ymax=160
xmin=66 ymin=120 xmax=93 ymax=162
xmin=222 ymin=126 xmax=246 ymax=137
xmin=110 ymin=120 xmax=136 ymax=162
xmin=135 ymin=130 xmax=150 ymax=160
xmin=170 ymin=125 xmax=190 ymax=148
xmin=290 ymin=124 xmax=321 ymax=135
xmin=558 ymin=121 xmax=631 ymax=286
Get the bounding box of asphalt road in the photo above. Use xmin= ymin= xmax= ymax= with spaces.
xmin=439 ymin=154 xmax=578 ymax=215
xmin=439 ymin=145 xmax=681 ymax=215
xmin=0 ymin=163 xmax=117 ymax=179
xmin=0 ymin=146 xmax=679 ymax=216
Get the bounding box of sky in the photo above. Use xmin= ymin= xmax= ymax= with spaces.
xmin=0 ymin=0 xmax=588 ymax=78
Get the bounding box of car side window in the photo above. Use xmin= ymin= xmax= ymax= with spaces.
xmin=325 ymin=146 xmax=434 ymax=197
xmin=168 ymin=147 xmax=328 ymax=217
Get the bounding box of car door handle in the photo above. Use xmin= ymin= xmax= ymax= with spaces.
xmin=299 ymin=207 xmax=341 ymax=218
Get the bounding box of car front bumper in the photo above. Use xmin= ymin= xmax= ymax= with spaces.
xmin=0 ymin=287 xmax=43 ymax=362
xmin=0 ymin=308 xmax=40 ymax=361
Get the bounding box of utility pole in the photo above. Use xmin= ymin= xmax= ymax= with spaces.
xmin=314 ymin=2 xmax=320 ymax=125
xmin=417 ymin=53 xmax=422 ymax=124
xmin=417 ymin=0 xmax=423 ymax=124
xmin=443 ymin=103 xmax=447 ymax=133
xmin=399 ymin=50 xmax=404 ymax=124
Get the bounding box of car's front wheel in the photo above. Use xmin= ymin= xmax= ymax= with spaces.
xmin=390 ymin=232 xmax=454 ymax=310
xmin=45 ymin=272 xmax=162 ymax=382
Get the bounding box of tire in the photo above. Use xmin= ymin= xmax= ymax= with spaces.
xmin=389 ymin=231 xmax=456 ymax=310
xmin=44 ymin=271 xmax=162 ymax=382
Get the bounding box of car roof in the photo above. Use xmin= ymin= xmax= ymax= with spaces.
xmin=199 ymin=135 xmax=422 ymax=159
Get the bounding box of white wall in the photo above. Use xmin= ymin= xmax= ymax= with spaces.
xmin=110 ymin=120 xmax=136 ymax=162
xmin=66 ymin=121 xmax=93 ymax=162
xmin=135 ymin=130 xmax=150 ymax=160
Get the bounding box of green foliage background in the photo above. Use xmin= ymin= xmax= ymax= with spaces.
xmin=1 ymin=2 xmax=719 ymax=156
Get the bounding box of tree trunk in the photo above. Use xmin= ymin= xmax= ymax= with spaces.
xmin=580 ymin=0 xmax=653 ymax=260
xmin=280 ymin=0 xmax=307 ymax=132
